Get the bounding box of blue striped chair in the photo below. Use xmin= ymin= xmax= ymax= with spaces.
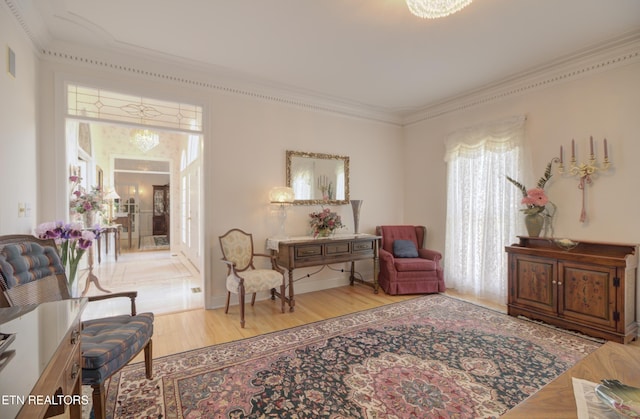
xmin=0 ymin=235 xmax=153 ymax=419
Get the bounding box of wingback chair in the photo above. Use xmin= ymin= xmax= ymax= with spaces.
xmin=376 ymin=226 xmax=445 ymax=295
xmin=219 ymin=228 xmax=286 ymax=328
xmin=0 ymin=235 xmax=153 ymax=419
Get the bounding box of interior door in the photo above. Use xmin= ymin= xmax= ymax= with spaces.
xmin=152 ymin=184 xmax=169 ymax=235
xmin=181 ymin=167 xmax=201 ymax=269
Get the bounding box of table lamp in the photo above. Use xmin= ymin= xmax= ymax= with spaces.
xmin=104 ymin=189 xmax=121 ymax=223
xmin=269 ymin=187 xmax=295 ymax=238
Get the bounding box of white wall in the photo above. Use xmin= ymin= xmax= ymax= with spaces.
xmin=0 ymin=3 xmax=39 ymax=234
xmin=30 ymin=46 xmax=404 ymax=309
xmin=6 ymin=3 xmax=638 ymax=312
xmin=404 ymin=61 xmax=640 ymax=256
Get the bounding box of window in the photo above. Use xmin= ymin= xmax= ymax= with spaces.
xmin=444 ymin=116 xmax=525 ymax=303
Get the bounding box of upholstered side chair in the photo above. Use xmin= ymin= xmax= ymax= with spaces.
xmin=0 ymin=234 xmax=153 ymax=419
xmin=376 ymin=225 xmax=445 ymax=295
xmin=219 ymin=228 xmax=286 ymax=328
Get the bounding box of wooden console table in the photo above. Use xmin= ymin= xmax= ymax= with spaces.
xmin=96 ymin=223 xmax=122 ymax=263
xmin=0 ymin=299 xmax=87 ymax=418
xmin=267 ymin=234 xmax=380 ymax=312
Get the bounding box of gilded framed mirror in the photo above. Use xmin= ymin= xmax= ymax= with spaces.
xmin=286 ymin=150 xmax=349 ymax=205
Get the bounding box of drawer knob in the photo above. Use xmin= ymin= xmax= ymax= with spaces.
xmin=70 ymin=362 xmax=80 ymax=379
xmin=70 ymin=329 xmax=80 ymax=345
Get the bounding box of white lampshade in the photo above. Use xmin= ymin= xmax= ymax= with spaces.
xmin=104 ymin=189 xmax=120 ymax=200
xmin=269 ymin=187 xmax=295 ymax=204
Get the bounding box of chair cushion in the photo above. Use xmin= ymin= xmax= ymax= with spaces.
xmin=393 ymin=240 xmax=419 ymax=258
xmin=227 ymin=269 xmax=283 ymax=294
xmin=394 ymin=258 xmax=437 ymax=272
xmin=0 ymin=243 xmax=63 ymax=288
xmin=81 ymin=312 xmax=154 ymax=384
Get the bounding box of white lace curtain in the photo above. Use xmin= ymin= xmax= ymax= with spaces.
xmin=444 ymin=115 xmax=525 ymax=303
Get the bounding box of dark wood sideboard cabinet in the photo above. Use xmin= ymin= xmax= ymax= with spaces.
xmin=506 ymin=236 xmax=638 ymax=344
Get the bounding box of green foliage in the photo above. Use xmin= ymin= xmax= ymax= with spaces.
xmin=536 ymin=160 xmax=553 ymax=189
xmin=506 ymin=176 xmax=528 ymax=198
xmin=506 ymin=159 xmax=554 ymax=196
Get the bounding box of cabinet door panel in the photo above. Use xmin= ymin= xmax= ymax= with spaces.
xmin=559 ymin=262 xmax=617 ymax=329
xmin=512 ymin=255 xmax=556 ymax=315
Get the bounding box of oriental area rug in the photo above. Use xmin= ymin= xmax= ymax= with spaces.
xmin=104 ymin=294 xmax=601 ymax=418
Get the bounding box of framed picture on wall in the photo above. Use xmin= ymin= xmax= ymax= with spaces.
xmin=96 ymin=166 xmax=103 ymax=190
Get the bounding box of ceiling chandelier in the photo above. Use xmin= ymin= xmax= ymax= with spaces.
xmin=405 ymin=0 xmax=472 ymax=19
xmin=130 ymin=129 xmax=159 ymax=153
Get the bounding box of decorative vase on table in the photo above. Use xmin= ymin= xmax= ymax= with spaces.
xmin=350 ymin=200 xmax=363 ymax=234
xmin=84 ymin=211 xmax=98 ymax=228
xmin=524 ymin=213 xmax=544 ymax=237
xmin=316 ymin=228 xmax=333 ymax=238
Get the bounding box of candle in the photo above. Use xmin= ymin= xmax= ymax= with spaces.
xmin=604 ymin=138 xmax=608 ymax=159
xmin=590 ymin=136 xmax=594 ymax=155
xmin=571 ymin=139 xmax=575 ymax=159
xmin=560 ymin=145 xmax=563 ymax=164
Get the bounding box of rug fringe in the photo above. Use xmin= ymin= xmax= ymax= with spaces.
xmin=517 ymin=315 xmax=606 ymax=343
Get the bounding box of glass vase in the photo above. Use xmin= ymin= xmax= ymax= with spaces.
xmin=316 ymin=228 xmax=333 ymax=238
xmin=350 ymin=200 xmax=363 ymax=234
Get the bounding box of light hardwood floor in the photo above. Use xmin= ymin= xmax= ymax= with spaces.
xmin=133 ymin=285 xmax=506 ymax=361
xmin=83 ymin=242 xmax=508 ymax=360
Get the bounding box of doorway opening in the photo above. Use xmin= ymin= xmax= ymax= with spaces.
xmin=65 ymin=85 xmax=205 ymax=316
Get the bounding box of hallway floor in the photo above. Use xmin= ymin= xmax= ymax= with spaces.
xmin=80 ymin=243 xmax=204 ymax=321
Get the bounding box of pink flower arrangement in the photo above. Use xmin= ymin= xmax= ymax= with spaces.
xmin=309 ymin=207 xmax=344 ymax=238
xmin=507 ymin=161 xmax=555 ymax=215
xmin=521 ymin=188 xmax=549 ymax=208
xmin=70 ymin=180 xmax=104 ymax=214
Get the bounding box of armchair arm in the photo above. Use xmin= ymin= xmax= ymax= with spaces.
xmin=378 ymin=248 xmax=397 ymax=277
xmin=418 ymin=248 xmax=442 ymax=263
xmin=254 ymin=252 xmax=285 ymax=275
xmin=88 ymin=291 xmax=139 ymax=315
xmin=221 ymin=259 xmax=246 ymax=284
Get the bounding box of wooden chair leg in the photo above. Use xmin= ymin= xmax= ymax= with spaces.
xmin=239 ymin=287 xmax=245 ymax=328
xmin=251 ymin=293 xmax=257 ymax=306
xmin=144 ymin=339 xmax=153 ymax=379
xmin=225 ymin=291 xmax=231 ymax=314
xmin=91 ymin=383 xmax=106 ymax=419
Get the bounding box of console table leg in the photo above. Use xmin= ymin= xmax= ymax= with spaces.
xmin=349 ymin=261 xmax=355 ymax=286
xmin=288 ymin=269 xmax=295 ymax=312
xmin=373 ymin=255 xmax=379 ymax=294
xmin=81 ymin=247 xmax=111 ymax=296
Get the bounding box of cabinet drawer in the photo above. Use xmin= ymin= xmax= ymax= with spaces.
xmin=296 ymin=245 xmax=322 ymax=259
xmin=326 ymin=243 xmax=350 ymax=255
xmin=353 ymin=241 xmax=373 ymax=252
xmin=63 ymin=343 xmax=82 ymax=395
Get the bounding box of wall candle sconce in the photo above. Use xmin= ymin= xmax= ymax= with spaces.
xmin=556 ymin=136 xmax=611 ymax=223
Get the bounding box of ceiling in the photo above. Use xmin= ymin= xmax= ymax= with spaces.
xmin=12 ymin=0 xmax=640 ymax=117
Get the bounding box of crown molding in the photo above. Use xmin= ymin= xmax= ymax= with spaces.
xmin=3 ymin=0 xmax=51 ymax=47
xmin=6 ymin=0 xmax=639 ymax=128
xmin=34 ymin=29 xmax=640 ymax=129
xmin=39 ymin=42 xmax=404 ymax=126
xmin=403 ymin=30 xmax=640 ymax=126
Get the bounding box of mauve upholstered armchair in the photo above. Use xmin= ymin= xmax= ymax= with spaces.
xmin=376 ymin=225 xmax=445 ymax=295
